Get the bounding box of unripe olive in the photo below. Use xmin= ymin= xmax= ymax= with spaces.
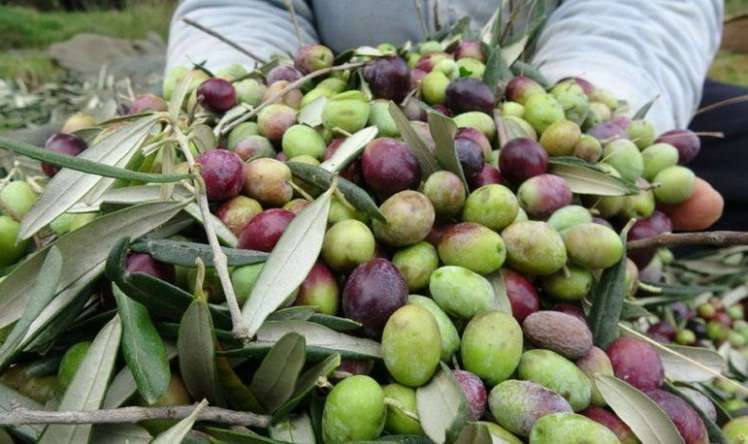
xmin=437 ymin=222 xmax=506 ymax=274
xmin=503 ymin=221 xmax=567 ymax=276
xmin=642 ymin=143 xmax=679 ymax=181
xmin=0 ymin=181 xmax=38 ymax=220
xmin=540 ymin=120 xmax=582 ymax=156
xmin=523 ymin=93 xmax=565 ymax=134
xmin=322 ymin=375 xmax=385 ymax=443
xmin=627 ymin=119 xmax=656 ymax=149
xmin=603 ymin=139 xmax=644 ymax=182
xmin=282 ymin=124 xmax=327 ymax=159
xmin=382 ymin=305 xmax=441 ymax=387
xmin=453 ymin=111 xmax=496 ymax=141
xmin=322 ymin=91 xmax=371 ymax=133
xmin=461 ymin=184 xmax=519 ymax=232
xmin=392 ymin=241 xmax=439 ymax=291
xmin=408 ymin=295 xmax=460 ymax=361
xmin=422 ymin=70 xmax=450 ymax=104
xmin=429 ymin=266 xmax=494 ymax=319
xmin=653 ymin=166 xmax=695 ymax=204
xmin=421 ymin=171 xmax=467 ymax=218
xmin=383 ymin=383 xmax=423 ymax=435
xmin=563 ymin=223 xmax=623 ymax=269
xmin=322 ymin=220 xmax=376 ymax=271
xmin=461 ymin=311 xmax=523 ymax=386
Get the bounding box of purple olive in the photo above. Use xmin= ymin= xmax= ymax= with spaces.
xmin=197 ymin=78 xmax=236 ymax=113
xmin=453 ymin=370 xmax=487 ymax=420
xmin=43 ymin=133 xmax=87 ymax=177
xmin=362 ymin=138 xmax=421 ymax=199
xmin=498 ymin=138 xmax=548 ymax=184
xmin=587 ymin=121 xmax=626 ymax=142
xmin=453 ymin=40 xmax=485 ymax=62
xmin=342 ymin=258 xmax=408 ymax=338
xmin=324 ymin=138 xmax=362 ymax=183
xmin=445 ymin=78 xmax=495 ymax=114
xmin=517 ymin=174 xmax=573 ymax=219
xmin=266 ymin=64 xmax=302 ymax=84
xmin=129 ymin=94 xmax=167 ymax=114
xmin=363 ymin=56 xmax=411 ymax=103
xmin=655 ymin=129 xmax=700 ymax=164
xmin=610 ymin=115 xmax=631 ymax=130
xmin=470 ymin=164 xmax=504 ymax=189
xmin=456 ymin=127 xmax=492 ymax=160
xmin=505 ymin=76 xmax=545 ymax=104
xmin=454 ymin=136 xmax=485 ymax=179
xmin=627 ymin=213 xmax=671 ymax=268
xmin=237 ymin=208 xmax=294 ymax=252
xmin=196 ymin=149 xmax=245 ymax=201
xmin=126 ymin=252 xmax=175 ymax=283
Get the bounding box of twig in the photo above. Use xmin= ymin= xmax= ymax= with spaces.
xmin=628 ymin=231 xmax=748 ymax=251
xmin=221 ymin=62 xmax=366 ymax=135
xmin=0 ymin=404 xmax=269 ymax=428
xmin=172 ymin=126 xmax=250 ymax=340
xmin=695 ymin=94 xmax=748 ymax=115
xmin=181 ymin=17 xmax=267 ymax=65
xmin=284 ymin=0 xmax=304 ymax=48
xmin=693 ymin=131 xmax=724 ymax=138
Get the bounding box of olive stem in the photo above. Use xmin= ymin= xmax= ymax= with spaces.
xmin=384 ymin=397 xmax=420 ymax=421
xmin=173 ymin=125 xmax=251 ymax=340
xmin=289 ymin=179 xmax=314 ymax=201
xmin=628 ymin=231 xmax=748 ymax=251
xmin=695 ymin=93 xmax=748 ymax=115
xmin=0 ymin=403 xmax=270 ymax=428
xmin=220 ymin=61 xmax=367 ymax=135
xmin=181 ymin=17 xmax=267 ymax=65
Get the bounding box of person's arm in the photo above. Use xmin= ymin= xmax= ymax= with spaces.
xmin=531 ymin=0 xmax=723 ymax=132
xmin=166 ymin=0 xmax=317 ymax=71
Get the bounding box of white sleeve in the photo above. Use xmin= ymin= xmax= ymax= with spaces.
xmin=531 ymin=0 xmax=723 ymax=132
xmin=166 ymin=0 xmax=318 ymax=71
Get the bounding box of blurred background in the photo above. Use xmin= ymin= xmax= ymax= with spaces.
xmin=0 ymin=0 xmax=746 ymax=133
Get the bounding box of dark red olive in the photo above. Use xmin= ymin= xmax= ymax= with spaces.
xmin=454 ymin=137 xmax=485 ymax=179
xmin=453 ymin=370 xmax=487 ymax=420
xmin=588 ymin=121 xmax=626 ymax=142
xmin=452 ymin=40 xmax=485 ymax=62
xmin=361 ymin=138 xmax=421 ymax=199
xmin=324 ymin=138 xmax=362 ymax=183
xmin=648 ymin=321 xmax=676 ymax=343
xmin=126 ymin=252 xmax=175 ymax=283
xmin=498 ymin=138 xmax=548 ymax=184
xmin=445 ymin=77 xmax=495 ymax=114
xmin=196 ymin=149 xmax=245 ymax=201
xmin=42 ymin=133 xmax=87 ymax=177
xmin=655 ymin=129 xmax=700 ymax=164
xmin=470 ymin=164 xmax=504 ymax=189
xmin=504 ymin=269 xmax=540 ymax=322
xmin=237 ymin=208 xmax=295 ymax=252
xmin=197 ymin=78 xmax=237 ymax=113
xmin=363 ymin=56 xmax=411 ymax=103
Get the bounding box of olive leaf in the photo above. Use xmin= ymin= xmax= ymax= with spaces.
xmin=130 ymin=238 xmax=268 ymax=267
xmin=112 ymin=284 xmax=171 ymax=405
xmin=216 ymin=355 xmax=264 ymax=413
xmin=308 ymin=313 xmax=363 ymax=332
xmin=241 ymin=185 xmax=334 ymax=338
xmin=287 ymin=161 xmax=385 ymax=222
xmin=665 ymin=382 xmax=727 ymax=444
xmin=19 ymin=115 xmax=161 ymax=239
xmin=152 ymin=400 xmax=208 ymax=444
xmin=510 ymin=61 xmax=550 ymax=87
xmin=268 ymin=306 xmax=318 ymax=322
xmin=272 ymin=353 xmax=341 ymax=423
xmin=486 ymin=270 xmax=512 ymax=315
xmin=0 ymin=383 xmax=45 ymax=441
xmin=320 ymin=126 xmax=379 ymax=173
xmin=257 ymin=320 xmax=381 ymax=359
xmin=595 ymin=375 xmax=685 ymax=444
xmin=270 ymin=412 xmax=317 ymax=443
xmin=428 ymin=111 xmax=468 ymax=188
xmin=0 ymin=136 xmax=188 ymax=184
xmin=250 ymin=333 xmax=307 ymax=413
xmin=453 ymin=422 xmax=493 ymax=444
xmin=184 ymin=202 xmax=238 ymax=247
xmin=632 ymin=95 xmax=660 ymax=120
xmin=0 ymin=200 xmax=187 ymax=332
xmin=389 ymin=101 xmax=439 ymax=176
xmin=548 ymin=158 xmax=639 ymax=196
xmin=91 ymin=424 xmax=152 ymax=444
xmin=178 ymin=298 xmax=223 ymax=405
xmin=169 ymin=70 xmax=195 ymax=120
xmin=483 ymin=46 xmax=512 ymax=91
xmin=39 ymin=316 xmax=123 ymax=444
xmin=0 ymin=246 xmax=62 ymax=371
xmin=298 ymin=96 xmax=328 ymax=127
xmin=588 ymin=225 xmax=631 ymax=348
xmin=416 ymin=363 xmax=470 ymax=444
xmin=103 ymin=345 xmax=178 ymax=408
xmin=620 ymin=325 xmax=728 ymax=384
xmin=501 ymin=34 xmax=529 ymax=67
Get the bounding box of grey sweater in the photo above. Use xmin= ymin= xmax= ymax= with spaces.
xmin=167 ymin=0 xmax=723 ymax=132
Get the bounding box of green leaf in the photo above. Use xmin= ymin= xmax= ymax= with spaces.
xmin=486 ymin=270 xmax=512 ymax=315
xmin=595 ymin=375 xmax=685 ymax=444
xmin=320 ymin=126 xmax=379 ymax=173
xmin=501 ymin=34 xmax=529 ymax=67
xmin=287 ymin=161 xmax=385 ymax=222
xmin=91 ymin=424 xmax=152 ymax=444
xmin=206 ymin=427 xmax=283 ymax=444
xmin=102 ymin=345 xmax=178 ymax=408
xmin=588 ymin=226 xmax=630 ymax=348
xmin=178 ymin=299 xmax=222 ymax=404
xmin=389 ymin=102 xmax=439 ymax=176
xmin=0 ymin=383 xmax=44 ymax=441
xmin=298 ymin=96 xmax=328 ymax=127
xmin=216 ymin=355 xmax=265 ymax=413
xmin=250 ymin=333 xmax=307 ymax=413
xmin=0 ymin=200 xmax=187 ymax=331
xmin=0 ymin=246 xmax=62 ymax=371
xmin=241 ymin=185 xmax=334 ymax=338
xmin=632 ymin=96 xmax=660 ymax=120
xmin=510 ymin=61 xmax=550 ymax=87
xmin=39 ymin=316 xmax=123 ymax=444
xmin=665 ymin=382 xmax=726 ymax=444
xmin=184 ymin=202 xmax=238 ymax=247
xmin=267 ymin=306 xmax=317 ymax=322
xmin=270 ymin=413 xmax=317 ymax=443
xmin=454 ymin=422 xmax=493 ymax=444
xmin=416 ymin=363 xmax=469 ymax=444
xmin=549 ymin=158 xmax=639 ymax=196
xmin=308 ymin=313 xmax=363 ymax=332
xmin=169 ymin=70 xmax=195 ymax=120
xmin=0 ymin=136 xmax=189 ymax=184
xmin=272 ymin=353 xmax=341 ymax=423
xmin=105 ymin=237 xmax=233 ymax=330
xmin=483 ymin=47 xmax=512 ymax=91
xmin=112 ymin=284 xmax=170 ymax=405
xmin=428 ymin=111 xmax=468 ymax=188
xmin=130 ymin=238 xmax=268 ymax=267
xmin=152 ymin=400 xmax=208 ymax=444
xmin=19 ymin=115 xmax=161 ymax=239
xmin=621 ymin=325 xmax=727 ymax=383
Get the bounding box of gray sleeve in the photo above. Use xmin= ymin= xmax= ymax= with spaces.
xmin=166 ymin=0 xmax=318 ymax=71
xmin=531 ymin=0 xmax=723 ymax=132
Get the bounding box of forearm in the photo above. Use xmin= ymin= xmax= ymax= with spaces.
xmin=532 ymin=0 xmax=723 ymax=132
xmin=166 ymin=0 xmax=318 ymax=71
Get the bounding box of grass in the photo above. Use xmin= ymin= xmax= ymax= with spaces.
xmin=710 ymin=51 xmax=748 ymax=86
